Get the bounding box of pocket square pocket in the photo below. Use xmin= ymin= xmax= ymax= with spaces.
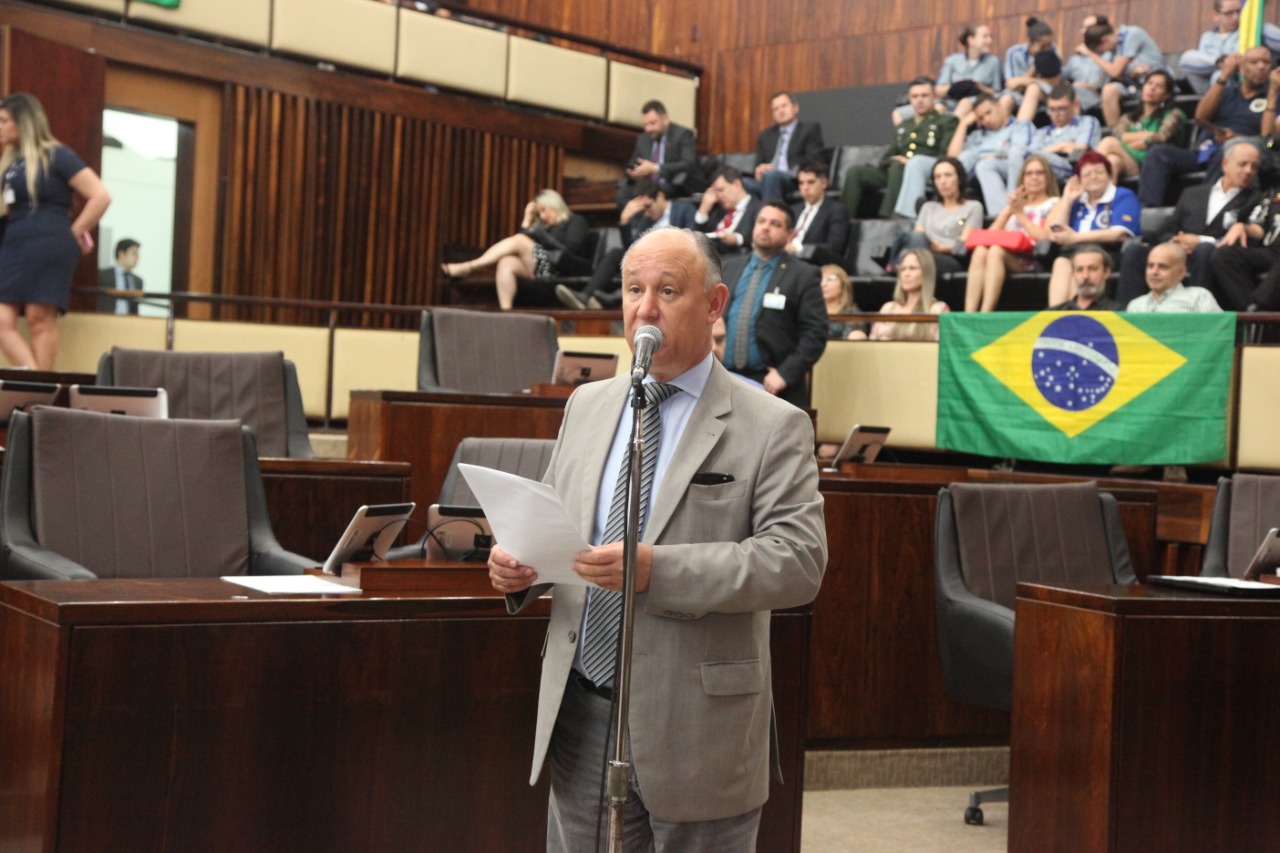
xmin=691 ymin=472 xmax=735 ymax=486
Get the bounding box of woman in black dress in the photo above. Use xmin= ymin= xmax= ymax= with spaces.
xmin=441 ymin=188 xmax=590 ymax=310
xmin=0 ymin=92 xmax=110 ymax=369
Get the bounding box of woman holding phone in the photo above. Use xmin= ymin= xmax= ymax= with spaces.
xmin=0 ymin=92 xmax=110 ymax=369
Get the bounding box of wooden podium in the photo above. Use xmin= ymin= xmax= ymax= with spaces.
xmin=0 ymin=576 xmax=809 ymax=852
xmin=1010 ymin=582 xmax=1280 ymax=853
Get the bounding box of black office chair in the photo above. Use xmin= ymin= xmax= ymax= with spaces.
xmin=0 ymin=407 xmax=316 ymax=580
xmin=1202 ymin=474 xmax=1280 ymax=578
xmin=417 ymin=308 xmax=559 ymax=394
xmin=934 ymin=481 xmax=1136 ymax=825
xmin=386 ymin=436 xmax=557 ymax=560
xmin=98 ymin=347 xmax=314 ymax=458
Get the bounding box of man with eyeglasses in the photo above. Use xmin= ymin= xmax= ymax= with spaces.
xmin=1181 ymin=0 xmax=1280 ymax=93
xmin=975 ymin=82 xmax=1100 ymax=212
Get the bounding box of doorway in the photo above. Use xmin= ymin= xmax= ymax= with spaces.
xmin=99 ymin=108 xmax=184 ymax=316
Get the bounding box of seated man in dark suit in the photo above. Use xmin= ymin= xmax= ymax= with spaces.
xmin=721 ymin=202 xmax=828 ymax=408
xmin=1117 ymin=140 xmax=1261 ymax=304
xmin=1211 ymin=178 xmax=1280 ymax=312
xmin=97 ymin=238 xmax=142 ymax=315
xmin=787 ymin=161 xmax=849 ymax=267
xmin=694 ymin=166 xmax=764 ymax=255
xmin=556 ymin=179 xmax=697 ymax=309
xmin=616 ymin=99 xmax=702 ymax=206
xmin=743 ymin=92 xmax=826 ymax=201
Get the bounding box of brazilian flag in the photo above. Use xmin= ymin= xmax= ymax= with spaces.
xmin=1240 ymin=0 xmax=1267 ymax=49
xmin=937 ymin=312 xmax=1235 ymax=465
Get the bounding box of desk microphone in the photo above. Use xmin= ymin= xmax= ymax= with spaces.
xmin=631 ymin=325 xmax=664 ymax=381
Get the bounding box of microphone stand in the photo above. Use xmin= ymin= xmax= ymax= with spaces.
xmin=605 ymin=371 xmax=648 ymax=853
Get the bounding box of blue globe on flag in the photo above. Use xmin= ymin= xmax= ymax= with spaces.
xmin=1031 ymin=315 xmax=1118 ymax=411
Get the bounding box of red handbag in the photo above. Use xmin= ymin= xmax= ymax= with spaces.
xmin=964 ymin=229 xmax=1034 ymax=254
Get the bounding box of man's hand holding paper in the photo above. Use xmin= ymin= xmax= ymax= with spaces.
xmin=459 ymin=463 xmax=597 ymax=589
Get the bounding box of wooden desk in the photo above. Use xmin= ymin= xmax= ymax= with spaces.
xmin=833 ymin=461 xmax=1215 ymax=575
xmin=347 ymin=390 xmax=565 ymax=511
xmin=810 ymin=476 xmax=1159 ymax=748
xmin=1009 ymin=583 xmax=1280 ymax=853
xmin=0 ymin=579 xmax=808 ymax=852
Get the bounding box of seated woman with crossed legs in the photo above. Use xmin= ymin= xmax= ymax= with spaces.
xmin=442 ymin=189 xmax=591 ymax=310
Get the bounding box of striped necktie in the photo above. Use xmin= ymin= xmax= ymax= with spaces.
xmin=580 ymin=381 xmax=680 ymax=687
xmin=732 ymin=260 xmax=768 ymax=370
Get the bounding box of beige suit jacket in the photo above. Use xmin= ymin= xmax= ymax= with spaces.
xmin=508 ymin=358 xmax=827 ymax=822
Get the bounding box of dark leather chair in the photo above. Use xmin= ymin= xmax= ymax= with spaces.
xmin=934 ymin=481 xmax=1136 ymax=824
xmin=97 ymin=347 xmax=314 ymax=458
xmin=417 ymin=308 xmax=558 ymax=394
xmin=387 ymin=437 xmax=556 ymax=560
xmin=0 ymin=407 xmax=316 ymax=580
xmin=1202 ymin=474 xmax=1280 ymax=578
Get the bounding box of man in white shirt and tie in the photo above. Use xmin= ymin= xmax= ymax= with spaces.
xmin=695 ymin=166 xmax=764 ymax=254
xmin=97 ymin=238 xmax=143 ymax=315
xmin=787 ymin=161 xmax=849 ymax=266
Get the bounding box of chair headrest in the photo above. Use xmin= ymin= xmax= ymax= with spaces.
xmin=949 ymin=481 xmax=1115 ymax=609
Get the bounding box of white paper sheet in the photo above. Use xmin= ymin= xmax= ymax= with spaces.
xmin=221 ymin=575 xmax=362 ymax=595
xmin=458 ymin=463 xmax=594 ymax=587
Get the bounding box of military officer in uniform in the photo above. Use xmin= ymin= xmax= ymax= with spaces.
xmin=840 ymin=77 xmax=960 ymax=219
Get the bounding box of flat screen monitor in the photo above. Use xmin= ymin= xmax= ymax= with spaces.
xmin=423 ymin=504 xmax=493 ymax=561
xmin=321 ymin=502 xmax=416 ymax=574
xmin=825 ymin=425 xmax=891 ymax=471
xmin=69 ymin=385 xmax=169 ymax=418
xmin=1244 ymin=527 xmax=1280 ymax=581
xmin=0 ymin=379 xmax=59 ymax=422
xmin=551 ymin=351 xmax=618 ymax=386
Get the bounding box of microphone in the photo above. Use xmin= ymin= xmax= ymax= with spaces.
xmin=631 ymin=325 xmax=664 ymax=381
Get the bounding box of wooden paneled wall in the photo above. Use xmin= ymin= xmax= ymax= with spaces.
xmin=469 ymin=0 xmax=1280 ymax=152
xmin=218 ymin=85 xmax=561 ymax=323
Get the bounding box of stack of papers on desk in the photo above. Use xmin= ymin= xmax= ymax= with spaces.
xmin=1146 ymin=575 xmax=1280 ymax=597
xmin=221 ymin=575 xmax=362 ymax=595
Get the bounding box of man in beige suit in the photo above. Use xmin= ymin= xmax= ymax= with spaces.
xmin=489 ymin=227 xmax=827 ymax=850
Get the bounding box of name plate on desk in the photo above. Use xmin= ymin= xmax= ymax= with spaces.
xmin=334 ymin=560 xmax=497 ymax=596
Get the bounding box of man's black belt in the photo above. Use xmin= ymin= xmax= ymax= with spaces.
xmin=571 ymin=671 xmax=614 ymax=701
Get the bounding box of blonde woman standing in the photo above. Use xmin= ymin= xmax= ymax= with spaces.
xmin=0 ymin=92 xmax=110 ymax=369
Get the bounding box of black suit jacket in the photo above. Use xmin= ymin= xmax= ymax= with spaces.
xmin=722 ymin=253 xmax=828 ymax=407
xmin=698 ymin=197 xmax=764 ymax=253
xmin=629 ymin=123 xmax=702 ymax=195
xmin=96 ymin=267 xmax=141 ymax=315
xmin=755 ymin=120 xmax=825 ymax=173
xmin=1156 ymin=182 xmax=1261 ymax=243
xmin=791 ymin=199 xmax=849 ymax=256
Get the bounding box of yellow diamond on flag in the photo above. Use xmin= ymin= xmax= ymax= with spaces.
xmin=971 ymin=312 xmax=1186 ymax=438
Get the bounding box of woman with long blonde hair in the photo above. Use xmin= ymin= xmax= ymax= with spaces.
xmin=869 ymin=248 xmax=950 ymax=342
xmin=442 ymin=188 xmax=591 ymax=310
xmin=0 ymin=92 xmax=110 ymax=369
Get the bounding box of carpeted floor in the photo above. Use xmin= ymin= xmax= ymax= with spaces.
xmin=802 ymin=786 xmax=1008 ymax=852
xmin=800 ymin=747 xmax=1009 ymax=852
